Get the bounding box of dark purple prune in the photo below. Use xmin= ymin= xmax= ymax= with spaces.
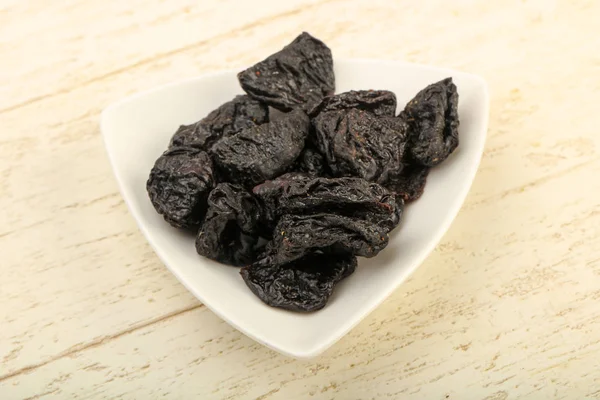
xmin=309 ymin=90 xmax=397 ymax=117
xmin=253 ymin=174 xmax=402 ymax=231
xmin=267 ymin=106 xmax=289 ymax=123
xmin=210 ymin=110 xmax=310 ymax=187
xmin=313 ymin=108 xmax=408 ymax=184
xmin=241 ymin=253 xmax=356 ymax=312
xmin=147 ymin=147 xmax=214 ymax=229
xmin=290 ymin=146 xmax=328 ymax=177
xmin=385 ymin=164 xmax=430 ymax=203
xmin=238 ymin=32 xmax=335 ymax=112
xmin=263 ymin=213 xmax=389 ymax=266
xmin=401 ymin=78 xmax=459 ymax=166
xmin=169 ymin=95 xmax=268 ymax=150
xmin=195 ymin=183 xmax=262 ymax=266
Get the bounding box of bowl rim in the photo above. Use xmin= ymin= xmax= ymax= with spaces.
xmin=100 ymin=58 xmax=490 ymax=358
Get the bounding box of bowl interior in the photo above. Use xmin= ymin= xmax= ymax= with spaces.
xmin=101 ymin=59 xmax=488 ymax=358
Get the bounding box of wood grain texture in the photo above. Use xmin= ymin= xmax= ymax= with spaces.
xmin=1 ymin=0 xmax=600 ymax=398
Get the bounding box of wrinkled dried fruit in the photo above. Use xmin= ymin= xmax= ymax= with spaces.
xmin=401 ymin=78 xmax=459 ymax=166
xmin=385 ymin=164 xmax=430 ymax=203
xmin=309 ymin=90 xmax=397 ymax=117
xmin=313 ymin=108 xmax=408 ymax=184
xmin=210 ymin=110 xmax=310 ymax=187
xmin=253 ymin=174 xmax=402 ymax=231
xmin=145 ymin=32 xmax=463 ymax=313
xmin=169 ymin=95 xmax=268 ymax=150
xmin=267 ymin=106 xmax=289 ymax=123
xmin=241 ymin=253 xmax=356 ymax=312
xmin=290 ymin=146 xmax=328 ymax=177
xmin=238 ymin=32 xmax=335 ymax=112
xmin=147 ymin=147 xmax=214 ymax=229
xmin=195 ymin=183 xmax=262 ymax=266
xmin=263 ymin=213 xmax=389 ymax=266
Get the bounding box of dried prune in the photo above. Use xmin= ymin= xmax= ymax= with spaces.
xmin=385 ymin=164 xmax=430 ymax=203
xmin=309 ymin=90 xmax=397 ymax=117
xmin=195 ymin=183 xmax=262 ymax=266
xmin=147 ymin=147 xmax=214 ymax=229
xmin=241 ymin=253 xmax=356 ymax=312
xmin=267 ymin=106 xmax=289 ymax=123
xmin=313 ymin=108 xmax=408 ymax=184
xmin=210 ymin=110 xmax=310 ymax=187
xmin=263 ymin=213 xmax=389 ymax=266
xmin=401 ymin=78 xmax=459 ymax=166
xmin=238 ymin=32 xmax=335 ymax=112
xmin=253 ymin=174 xmax=402 ymax=231
xmin=169 ymin=95 xmax=268 ymax=150
xmin=144 ymin=32 xmax=463 ymax=313
xmin=290 ymin=146 xmax=328 ymax=177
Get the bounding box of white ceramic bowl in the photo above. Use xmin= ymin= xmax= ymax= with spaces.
xmin=101 ymin=59 xmax=489 ymax=358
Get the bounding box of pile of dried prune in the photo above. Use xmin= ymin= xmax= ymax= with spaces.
xmin=147 ymin=32 xmax=460 ymax=312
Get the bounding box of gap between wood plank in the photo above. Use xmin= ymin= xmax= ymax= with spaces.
xmin=465 ymin=156 xmax=600 ymax=211
xmin=0 ymin=304 xmax=203 ymax=383
xmin=0 ymin=0 xmax=340 ymax=116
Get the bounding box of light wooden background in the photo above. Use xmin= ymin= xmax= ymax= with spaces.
xmin=2 ymin=0 xmax=600 ymax=399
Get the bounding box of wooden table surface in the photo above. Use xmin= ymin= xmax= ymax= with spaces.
xmin=2 ymin=0 xmax=600 ymax=399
